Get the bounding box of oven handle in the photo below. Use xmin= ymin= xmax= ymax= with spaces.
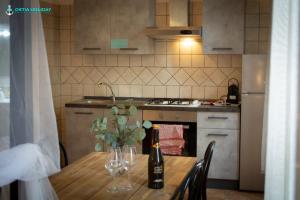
xmin=183 ymin=125 xmax=189 ymax=129
xmin=155 ymin=125 xmax=190 ymax=129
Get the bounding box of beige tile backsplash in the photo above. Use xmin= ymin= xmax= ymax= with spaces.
xmin=58 ymin=51 xmax=242 ymax=99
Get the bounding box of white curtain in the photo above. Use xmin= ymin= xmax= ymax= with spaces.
xmin=263 ymin=0 xmax=299 ymax=199
xmin=0 ymin=0 xmax=60 ymax=199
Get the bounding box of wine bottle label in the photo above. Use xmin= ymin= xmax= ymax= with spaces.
xmin=153 ymin=179 xmax=163 ymax=183
xmin=154 ymin=166 xmax=163 ymax=174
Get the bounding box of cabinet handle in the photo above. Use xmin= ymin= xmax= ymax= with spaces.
xmin=207 ymin=116 xmax=228 ymax=120
xmin=212 ymin=47 xmax=233 ymax=51
xmin=207 ymin=133 xmax=228 ymax=137
xmin=82 ymin=48 xmax=101 ymax=50
xmin=119 ymin=48 xmax=138 ymax=50
xmin=74 ymin=112 xmax=94 ymax=115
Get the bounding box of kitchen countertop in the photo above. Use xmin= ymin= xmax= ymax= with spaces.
xmin=65 ymin=96 xmax=240 ymax=112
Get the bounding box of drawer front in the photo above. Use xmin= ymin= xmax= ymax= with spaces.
xmin=197 ymin=128 xmax=239 ymax=180
xmin=143 ymin=110 xmax=197 ymax=122
xmin=65 ymin=108 xmax=104 ymax=163
xmin=197 ymin=112 xmax=240 ymax=129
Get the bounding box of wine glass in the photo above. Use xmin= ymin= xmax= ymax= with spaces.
xmin=105 ymin=147 xmax=125 ymax=192
xmin=123 ymin=145 xmax=137 ymax=169
xmin=122 ymin=145 xmax=137 ymax=190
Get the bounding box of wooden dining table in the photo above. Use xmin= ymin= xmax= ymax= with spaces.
xmin=50 ymin=152 xmax=196 ymax=200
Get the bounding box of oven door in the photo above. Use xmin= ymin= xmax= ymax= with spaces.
xmin=143 ymin=121 xmax=197 ymax=157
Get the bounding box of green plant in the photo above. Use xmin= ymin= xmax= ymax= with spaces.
xmin=90 ymin=101 xmax=152 ymax=151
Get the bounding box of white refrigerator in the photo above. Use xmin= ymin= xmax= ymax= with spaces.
xmin=240 ymin=55 xmax=267 ymax=191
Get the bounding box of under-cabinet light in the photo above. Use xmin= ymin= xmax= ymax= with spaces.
xmin=181 ymin=38 xmax=194 ymax=48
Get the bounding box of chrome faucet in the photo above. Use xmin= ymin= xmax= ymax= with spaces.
xmin=97 ymin=82 xmax=116 ymax=103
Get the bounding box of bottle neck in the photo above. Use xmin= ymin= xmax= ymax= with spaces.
xmin=151 ymin=129 xmax=160 ymax=148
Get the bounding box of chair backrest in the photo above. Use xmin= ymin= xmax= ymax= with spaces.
xmin=59 ymin=142 xmax=69 ymax=167
xmin=171 ymin=159 xmax=204 ymax=200
xmin=188 ymin=162 xmax=205 ymax=200
xmin=199 ymin=141 xmax=216 ymax=200
xmin=171 ymin=141 xmax=216 ymax=200
xmin=190 ymin=141 xmax=216 ymax=200
xmin=203 ymin=141 xmax=216 ymax=179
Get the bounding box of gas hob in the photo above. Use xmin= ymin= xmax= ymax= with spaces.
xmin=144 ymin=99 xmax=200 ymax=107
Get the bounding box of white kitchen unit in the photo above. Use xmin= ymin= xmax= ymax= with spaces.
xmin=202 ymin=0 xmax=244 ymax=54
xmin=65 ymin=107 xmax=105 ymax=163
xmin=109 ymin=0 xmax=155 ymax=54
xmin=65 ymin=107 xmax=143 ymax=163
xmin=197 ymin=112 xmax=240 ymax=180
xmin=74 ymin=0 xmax=110 ymax=54
xmin=74 ymin=0 xmax=155 ymax=54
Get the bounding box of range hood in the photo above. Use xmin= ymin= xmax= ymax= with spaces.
xmin=145 ymin=0 xmax=202 ymax=40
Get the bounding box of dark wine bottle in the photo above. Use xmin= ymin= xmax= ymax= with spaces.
xmin=148 ymin=125 xmax=164 ymax=189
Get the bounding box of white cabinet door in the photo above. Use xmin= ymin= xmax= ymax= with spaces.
xmin=74 ymin=0 xmax=110 ymax=54
xmin=74 ymin=0 xmax=155 ymax=55
xmin=202 ymin=0 xmax=244 ymax=54
xmin=197 ymin=128 xmax=239 ymax=180
xmin=65 ymin=108 xmax=104 ymax=163
xmin=109 ymin=0 xmax=155 ymax=54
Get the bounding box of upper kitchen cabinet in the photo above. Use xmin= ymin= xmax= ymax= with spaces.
xmin=74 ymin=0 xmax=155 ymax=55
xmin=110 ymin=0 xmax=155 ymax=54
xmin=202 ymin=0 xmax=244 ymax=54
xmin=74 ymin=0 xmax=110 ymax=54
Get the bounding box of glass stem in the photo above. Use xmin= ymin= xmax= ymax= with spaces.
xmin=127 ymin=167 xmax=133 ymax=188
xmin=111 ymin=175 xmax=117 ymax=191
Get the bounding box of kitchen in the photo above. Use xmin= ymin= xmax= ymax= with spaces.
xmin=59 ymin=0 xmax=268 ymax=195
xmin=0 ymin=0 xmax=299 ymax=200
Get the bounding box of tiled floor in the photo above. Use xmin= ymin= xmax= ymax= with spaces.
xmin=207 ymin=189 xmax=264 ymax=200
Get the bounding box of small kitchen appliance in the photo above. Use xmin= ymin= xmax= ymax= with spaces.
xmin=227 ymin=78 xmax=239 ymax=104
